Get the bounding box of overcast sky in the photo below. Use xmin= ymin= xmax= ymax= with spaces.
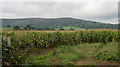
xmin=0 ymin=0 xmax=119 ymax=24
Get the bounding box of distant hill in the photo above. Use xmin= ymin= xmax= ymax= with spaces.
xmin=2 ymin=17 xmax=118 ymax=29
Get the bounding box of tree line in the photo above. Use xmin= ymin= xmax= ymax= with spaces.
xmin=12 ymin=25 xmax=75 ymax=31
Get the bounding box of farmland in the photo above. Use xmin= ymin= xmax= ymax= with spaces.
xmin=2 ymin=30 xmax=119 ymax=65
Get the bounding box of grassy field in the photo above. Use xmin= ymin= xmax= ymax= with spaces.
xmin=2 ymin=27 xmax=13 ymax=30
xmin=2 ymin=30 xmax=119 ymax=65
xmin=2 ymin=26 xmax=84 ymax=31
xmin=63 ymin=26 xmax=85 ymax=30
xmin=54 ymin=26 xmax=85 ymax=30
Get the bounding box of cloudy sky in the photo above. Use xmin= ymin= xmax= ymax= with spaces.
xmin=0 ymin=0 xmax=119 ymax=24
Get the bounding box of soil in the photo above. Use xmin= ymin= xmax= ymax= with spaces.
xmin=74 ymin=58 xmax=119 ymax=65
xmin=27 ymin=47 xmax=55 ymax=56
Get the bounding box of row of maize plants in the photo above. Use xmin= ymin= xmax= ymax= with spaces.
xmin=2 ymin=30 xmax=119 ymax=48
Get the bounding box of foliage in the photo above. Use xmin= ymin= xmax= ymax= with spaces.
xmin=2 ymin=38 xmax=27 ymax=65
xmin=6 ymin=25 xmax=10 ymax=27
xmin=93 ymin=42 xmax=119 ymax=61
xmin=25 ymin=55 xmax=47 ymax=65
xmin=2 ymin=34 xmax=30 ymax=65
xmin=13 ymin=25 xmax=20 ymax=30
xmin=25 ymin=42 xmax=118 ymax=65
xmin=94 ymin=51 xmax=119 ymax=61
xmin=59 ymin=28 xmax=64 ymax=30
xmin=24 ymin=24 xmax=32 ymax=30
xmin=67 ymin=62 xmax=75 ymax=66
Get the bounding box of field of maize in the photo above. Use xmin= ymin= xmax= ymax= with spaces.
xmin=2 ymin=30 xmax=119 ymax=47
xmin=2 ymin=30 xmax=119 ymax=65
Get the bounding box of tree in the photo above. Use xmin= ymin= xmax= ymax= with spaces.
xmin=51 ymin=28 xmax=55 ymax=30
xmin=6 ymin=25 xmax=10 ymax=27
xmin=31 ymin=27 xmax=35 ymax=30
xmin=44 ymin=27 xmax=50 ymax=30
xmin=70 ymin=28 xmax=75 ymax=30
xmin=13 ymin=25 xmax=20 ymax=30
xmin=36 ymin=28 xmax=41 ymax=30
xmin=24 ymin=24 xmax=32 ymax=30
xmin=59 ymin=28 xmax=64 ymax=31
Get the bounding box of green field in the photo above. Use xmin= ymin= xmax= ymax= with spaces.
xmin=2 ymin=27 xmax=13 ymax=30
xmin=3 ymin=26 xmax=85 ymax=31
xmin=2 ymin=30 xmax=119 ymax=65
xmin=54 ymin=26 xmax=85 ymax=30
xmin=63 ymin=26 xmax=85 ymax=30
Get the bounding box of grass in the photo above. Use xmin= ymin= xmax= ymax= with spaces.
xmin=94 ymin=42 xmax=118 ymax=61
xmin=2 ymin=27 xmax=13 ymax=30
xmin=63 ymin=26 xmax=85 ymax=30
xmin=54 ymin=26 xmax=85 ymax=30
xmin=25 ymin=42 xmax=118 ymax=65
xmin=2 ymin=27 xmax=25 ymax=31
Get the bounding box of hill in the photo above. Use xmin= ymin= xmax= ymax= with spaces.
xmin=2 ymin=17 xmax=118 ymax=29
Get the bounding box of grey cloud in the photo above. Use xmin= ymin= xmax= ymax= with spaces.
xmin=1 ymin=2 xmax=118 ymax=24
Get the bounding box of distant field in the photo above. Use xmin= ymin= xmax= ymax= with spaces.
xmin=2 ymin=26 xmax=118 ymax=31
xmin=63 ymin=26 xmax=85 ymax=30
xmin=54 ymin=26 xmax=85 ymax=30
xmin=2 ymin=27 xmax=13 ymax=30
xmin=3 ymin=26 xmax=85 ymax=31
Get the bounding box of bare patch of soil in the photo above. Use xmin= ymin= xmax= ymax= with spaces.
xmin=74 ymin=58 xmax=118 ymax=65
xmin=27 ymin=48 xmax=55 ymax=56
